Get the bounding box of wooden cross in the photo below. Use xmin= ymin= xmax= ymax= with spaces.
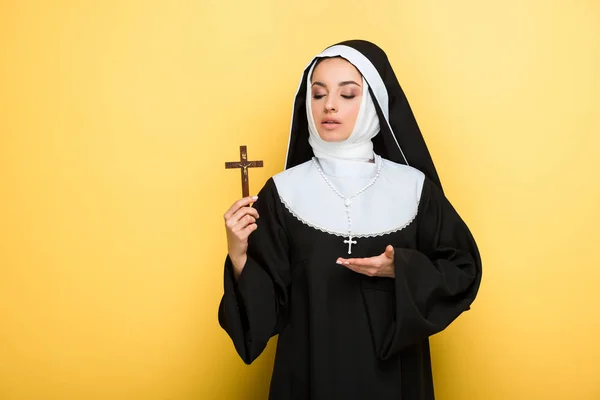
xmin=344 ymin=236 xmax=357 ymax=255
xmin=225 ymin=145 xmax=263 ymax=198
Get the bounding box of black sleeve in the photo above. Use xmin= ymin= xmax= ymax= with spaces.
xmin=218 ymin=179 xmax=291 ymax=364
xmin=374 ymin=178 xmax=482 ymax=360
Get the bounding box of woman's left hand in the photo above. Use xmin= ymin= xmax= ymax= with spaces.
xmin=337 ymin=245 xmax=396 ymax=278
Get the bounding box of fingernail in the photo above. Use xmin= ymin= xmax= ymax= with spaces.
xmin=252 ymin=196 xmax=258 ymax=200
xmin=344 ymin=262 xmax=349 ymax=265
xmin=336 ymin=260 xmax=342 ymax=265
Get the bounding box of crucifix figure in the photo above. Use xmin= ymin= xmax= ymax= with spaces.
xmin=344 ymin=236 xmax=357 ymax=255
xmin=225 ymin=145 xmax=264 ymax=198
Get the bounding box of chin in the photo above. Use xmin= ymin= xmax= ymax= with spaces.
xmin=317 ymin=131 xmax=351 ymax=142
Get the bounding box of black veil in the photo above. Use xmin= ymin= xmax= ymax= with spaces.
xmin=284 ymin=40 xmax=443 ymax=191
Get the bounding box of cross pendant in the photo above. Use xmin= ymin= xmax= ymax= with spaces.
xmin=344 ymin=236 xmax=357 ymax=255
xmin=225 ymin=145 xmax=264 ymax=198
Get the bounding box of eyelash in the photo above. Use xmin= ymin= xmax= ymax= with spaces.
xmin=312 ymin=95 xmax=356 ymax=100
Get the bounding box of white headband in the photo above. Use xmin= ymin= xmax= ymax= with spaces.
xmin=305 ymin=59 xmax=380 ymax=161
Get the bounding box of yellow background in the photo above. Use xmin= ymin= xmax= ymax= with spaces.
xmin=1 ymin=0 xmax=599 ymax=399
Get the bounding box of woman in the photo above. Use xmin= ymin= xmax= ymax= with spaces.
xmin=219 ymin=40 xmax=482 ymax=399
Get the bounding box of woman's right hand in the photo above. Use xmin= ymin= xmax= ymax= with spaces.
xmin=224 ymin=195 xmax=260 ymax=279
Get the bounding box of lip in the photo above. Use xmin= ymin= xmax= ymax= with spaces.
xmin=321 ymin=118 xmax=342 ymax=130
xmin=321 ymin=118 xmax=341 ymax=124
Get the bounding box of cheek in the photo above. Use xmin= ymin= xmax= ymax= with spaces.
xmin=311 ymin=99 xmax=319 ymax=120
xmin=346 ymin=100 xmax=361 ymax=121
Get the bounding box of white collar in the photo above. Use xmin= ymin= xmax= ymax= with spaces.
xmin=273 ymin=157 xmax=425 ymax=245
xmin=315 ymin=157 xmax=378 ymax=179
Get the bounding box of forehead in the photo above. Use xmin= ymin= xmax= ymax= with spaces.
xmin=311 ymin=57 xmax=361 ymax=80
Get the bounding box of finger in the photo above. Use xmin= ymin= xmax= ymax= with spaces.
xmin=229 ymin=206 xmax=259 ymax=227
xmin=336 ymin=256 xmax=381 ymax=268
xmin=339 ymin=262 xmax=376 ymax=277
xmin=232 ymin=215 xmax=257 ymax=232
xmin=224 ymin=196 xmax=259 ymax=220
xmin=226 ymin=204 xmax=260 ymax=227
xmin=237 ymin=222 xmax=258 ymax=240
xmin=339 ymin=261 xmax=362 ymax=274
xmin=384 ymin=245 xmax=395 ymax=259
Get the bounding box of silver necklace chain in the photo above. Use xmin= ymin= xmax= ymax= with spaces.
xmin=311 ymin=156 xmax=383 ymax=254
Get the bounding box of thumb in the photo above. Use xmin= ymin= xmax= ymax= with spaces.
xmin=384 ymin=245 xmax=395 ymax=259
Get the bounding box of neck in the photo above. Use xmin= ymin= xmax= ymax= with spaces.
xmin=308 ymin=136 xmax=375 ymax=162
xmin=314 ymin=154 xmax=380 ymax=178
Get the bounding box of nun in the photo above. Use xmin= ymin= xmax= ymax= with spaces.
xmin=219 ymin=40 xmax=482 ymax=400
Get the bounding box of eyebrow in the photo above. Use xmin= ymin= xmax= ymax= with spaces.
xmin=311 ymin=80 xmax=361 ymax=88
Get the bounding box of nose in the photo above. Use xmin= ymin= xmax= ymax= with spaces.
xmin=324 ymin=97 xmax=338 ymax=113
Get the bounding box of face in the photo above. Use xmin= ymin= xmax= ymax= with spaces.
xmin=310 ymin=58 xmax=362 ymax=142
